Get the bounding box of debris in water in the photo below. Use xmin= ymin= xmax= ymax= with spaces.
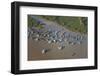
xmin=42 ymin=49 xmax=48 ymax=54
xmin=35 ymin=38 xmax=39 ymax=41
xmin=72 ymin=53 xmax=76 ymax=56
xmin=58 ymin=46 xmax=65 ymax=50
xmin=48 ymin=40 xmax=52 ymax=44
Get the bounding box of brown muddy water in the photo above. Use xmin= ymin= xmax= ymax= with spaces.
xmin=28 ymin=37 xmax=88 ymax=61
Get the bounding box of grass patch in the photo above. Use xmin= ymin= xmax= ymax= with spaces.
xmin=28 ymin=15 xmax=88 ymax=34
xmin=36 ymin=15 xmax=88 ymax=34
xmin=28 ymin=15 xmax=44 ymax=29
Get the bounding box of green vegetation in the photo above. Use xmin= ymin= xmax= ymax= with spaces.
xmin=28 ymin=15 xmax=44 ymax=29
xmin=37 ymin=15 xmax=88 ymax=34
xmin=28 ymin=15 xmax=87 ymax=34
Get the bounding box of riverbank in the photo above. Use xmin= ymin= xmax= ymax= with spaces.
xmin=28 ymin=16 xmax=88 ymax=61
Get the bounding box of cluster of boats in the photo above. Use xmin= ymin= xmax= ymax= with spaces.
xmin=28 ymin=16 xmax=86 ymax=54
xmin=28 ymin=26 xmax=85 ymax=54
